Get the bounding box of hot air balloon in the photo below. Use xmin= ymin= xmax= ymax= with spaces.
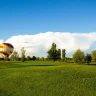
xmin=0 ymin=43 xmax=14 ymax=58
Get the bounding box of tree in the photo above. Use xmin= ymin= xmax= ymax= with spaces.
xmin=91 ymin=50 xmax=96 ymax=61
xmin=73 ymin=49 xmax=85 ymax=64
xmin=10 ymin=54 xmax=14 ymax=61
xmin=62 ymin=49 xmax=66 ymax=61
xmin=57 ymin=49 xmax=61 ymax=60
xmin=10 ymin=50 xmax=19 ymax=61
xmin=41 ymin=57 xmax=44 ymax=61
xmin=47 ymin=43 xmax=58 ymax=61
xmin=26 ymin=56 xmax=31 ymax=61
xmin=36 ymin=57 xmax=40 ymax=61
xmin=85 ymin=54 xmax=92 ymax=64
xmin=14 ymin=51 xmax=19 ymax=61
xmin=32 ymin=56 xmax=36 ymax=60
xmin=21 ymin=47 xmax=26 ymax=62
xmin=4 ymin=55 xmax=9 ymax=61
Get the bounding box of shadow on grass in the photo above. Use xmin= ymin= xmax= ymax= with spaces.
xmin=87 ymin=64 xmax=96 ymax=66
xmin=8 ymin=64 xmax=55 ymax=68
xmin=66 ymin=61 xmax=74 ymax=63
xmin=0 ymin=62 xmax=56 ymax=69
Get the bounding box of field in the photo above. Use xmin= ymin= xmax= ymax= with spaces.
xmin=0 ymin=61 xmax=96 ymax=96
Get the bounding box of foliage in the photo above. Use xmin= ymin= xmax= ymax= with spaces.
xmin=47 ymin=43 xmax=60 ymax=61
xmin=32 ymin=56 xmax=36 ymax=60
xmin=26 ymin=56 xmax=31 ymax=61
xmin=84 ymin=54 xmax=92 ymax=64
xmin=10 ymin=50 xmax=19 ymax=61
xmin=73 ymin=49 xmax=85 ymax=64
xmin=10 ymin=54 xmax=14 ymax=61
xmin=57 ymin=49 xmax=61 ymax=60
xmin=41 ymin=57 xmax=45 ymax=61
xmin=36 ymin=57 xmax=40 ymax=60
xmin=91 ymin=50 xmax=96 ymax=61
xmin=21 ymin=47 xmax=26 ymax=62
xmin=21 ymin=54 xmax=25 ymax=62
xmin=4 ymin=56 xmax=9 ymax=61
xmin=62 ymin=49 xmax=66 ymax=61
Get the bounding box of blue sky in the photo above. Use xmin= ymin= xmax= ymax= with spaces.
xmin=0 ymin=0 xmax=96 ymax=40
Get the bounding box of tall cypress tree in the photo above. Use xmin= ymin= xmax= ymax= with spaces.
xmin=57 ymin=49 xmax=61 ymax=60
xmin=62 ymin=49 xmax=66 ymax=61
xmin=47 ymin=43 xmax=58 ymax=61
xmin=21 ymin=47 xmax=26 ymax=62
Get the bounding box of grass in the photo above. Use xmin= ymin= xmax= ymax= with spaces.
xmin=0 ymin=61 xmax=96 ymax=96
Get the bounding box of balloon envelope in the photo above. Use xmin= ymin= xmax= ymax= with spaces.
xmin=0 ymin=43 xmax=14 ymax=58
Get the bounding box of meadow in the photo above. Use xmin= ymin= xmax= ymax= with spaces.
xmin=0 ymin=61 xmax=96 ymax=96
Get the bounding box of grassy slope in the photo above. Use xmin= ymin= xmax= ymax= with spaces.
xmin=0 ymin=61 xmax=96 ymax=96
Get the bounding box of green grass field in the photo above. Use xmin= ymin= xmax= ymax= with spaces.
xmin=0 ymin=61 xmax=96 ymax=96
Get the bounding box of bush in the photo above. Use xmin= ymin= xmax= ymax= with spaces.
xmin=73 ymin=49 xmax=85 ymax=64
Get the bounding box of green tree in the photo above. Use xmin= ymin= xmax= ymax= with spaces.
xmin=13 ymin=51 xmax=19 ymax=61
xmin=4 ymin=55 xmax=9 ymax=61
xmin=85 ymin=54 xmax=92 ymax=64
xmin=47 ymin=43 xmax=58 ymax=61
xmin=10 ymin=50 xmax=19 ymax=61
xmin=41 ymin=57 xmax=44 ymax=61
xmin=21 ymin=47 xmax=26 ymax=62
xmin=36 ymin=57 xmax=40 ymax=61
xmin=26 ymin=56 xmax=31 ymax=61
xmin=91 ymin=50 xmax=96 ymax=61
xmin=10 ymin=54 xmax=14 ymax=61
xmin=73 ymin=49 xmax=85 ymax=64
xmin=57 ymin=49 xmax=61 ymax=60
xmin=62 ymin=49 xmax=66 ymax=61
xmin=32 ymin=56 xmax=36 ymax=60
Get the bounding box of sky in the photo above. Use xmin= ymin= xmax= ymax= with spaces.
xmin=0 ymin=0 xmax=96 ymax=57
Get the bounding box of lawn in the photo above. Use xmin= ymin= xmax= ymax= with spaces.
xmin=0 ymin=61 xmax=96 ymax=96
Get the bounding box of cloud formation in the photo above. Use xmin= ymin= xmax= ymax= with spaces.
xmin=5 ymin=32 xmax=96 ymax=57
xmin=0 ymin=40 xmax=4 ymax=43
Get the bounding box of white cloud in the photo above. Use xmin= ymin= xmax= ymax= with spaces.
xmin=5 ymin=32 xmax=96 ymax=57
xmin=0 ymin=40 xmax=3 ymax=43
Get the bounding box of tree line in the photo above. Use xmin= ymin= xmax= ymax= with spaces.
xmin=47 ymin=43 xmax=66 ymax=61
xmin=47 ymin=43 xmax=96 ymax=64
xmin=2 ymin=42 xmax=96 ymax=64
xmin=3 ymin=47 xmax=26 ymax=62
xmin=3 ymin=47 xmax=47 ymax=62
